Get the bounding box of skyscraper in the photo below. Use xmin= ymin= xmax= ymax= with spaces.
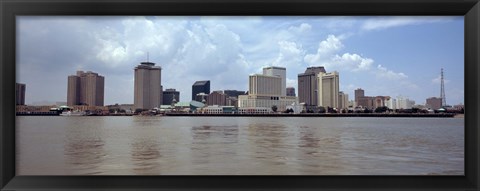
xmin=263 ymin=66 xmax=286 ymax=96
xmin=249 ymin=74 xmax=282 ymax=96
xmin=162 ymin=88 xmax=180 ymax=105
xmin=134 ymin=62 xmax=162 ymax=110
xmin=207 ymin=91 xmax=228 ymax=106
xmin=298 ymin=66 xmax=326 ymax=106
xmin=238 ymin=70 xmax=297 ymax=112
xmin=354 ymin=88 xmax=365 ymax=104
xmin=192 ymin=80 xmax=210 ymax=101
xmin=317 ymin=71 xmax=339 ymax=108
xmin=67 ymin=71 xmax=104 ymax=106
xmin=338 ymin=91 xmax=349 ymax=109
xmin=16 ymin=83 xmax=26 ymax=105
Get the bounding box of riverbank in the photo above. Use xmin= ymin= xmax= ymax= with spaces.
xmin=164 ymin=113 xmax=457 ymax=117
xmin=15 ymin=112 xmax=459 ymax=117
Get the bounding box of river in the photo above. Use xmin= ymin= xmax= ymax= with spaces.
xmin=16 ymin=116 xmax=464 ymax=175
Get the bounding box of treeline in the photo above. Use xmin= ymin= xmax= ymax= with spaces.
xmin=300 ymin=106 xmax=464 ymax=114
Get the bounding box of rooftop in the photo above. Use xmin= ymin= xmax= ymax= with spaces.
xmin=193 ymin=80 xmax=210 ymax=86
xmin=263 ymin=66 xmax=286 ymax=70
xmin=298 ymin=66 xmax=326 ymax=76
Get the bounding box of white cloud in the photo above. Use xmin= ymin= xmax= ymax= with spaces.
xmin=17 ymin=16 xmax=461 ymax=105
xmin=304 ymin=35 xmax=373 ymax=72
xmin=332 ymin=53 xmax=373 ymax=71
xmin=375 ymin=64 xmax=408 ymax=80
xmin=272 ymin=41 xmax=305 ymax=68
xmin=432 ymin=75 xmax=450 ymax=84
xmin=288 ymin=23 xmax=312 ymax=33
xmin=361 ymin=16 xmax=453 ymax=31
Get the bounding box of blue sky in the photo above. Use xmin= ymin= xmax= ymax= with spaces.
xmin=17 ymin=16 xmax=464 ymax=106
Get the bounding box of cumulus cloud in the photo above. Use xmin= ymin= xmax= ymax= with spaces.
xmin=17 ymin=16 xmax=461 ymax=105
xmin=271 ymin=41 xmax=305 ymax=68
xmin=375 ymin=65 xmax=408 ymax=80
xmin=304 ymin=35 xmax=373 ymax=72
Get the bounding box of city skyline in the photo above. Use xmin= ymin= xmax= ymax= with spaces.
xmin=17 ymin=16 xmax=464 ymax=105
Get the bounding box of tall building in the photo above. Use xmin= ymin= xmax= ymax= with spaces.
xmin=396 ymin=96 xmax=415 ymax=109
xmin=298 ymin=66 xmax=326 ymax=106
xmin=426 ymin=97 xmax=442 ymax=110
xmin=192 ymin=80 xmax=210 ymax=101
xmin=134 ymin=62 xmax=162 ymax=110
xmin=163 ymin=88 xmax=180 ymax=105
xmin=16 ymin=83 xmax=26 ymax=105
xmin=239 ymin=71 xmax=297 ymax=112
xmin=67 ymin=71 xmax=104 ymax=106
xmin=263 ymin=66 xmax=286 ymax=96
xmin=386 ymin=98 xmax=397 ymax=110
xmin=286 ymin=87 xmax=296 ymax=97
xmin=354 ymin=88 xmax=365 ymax=105
xmin=317 ymin=71 xmax=339 ymax=108
xmin=207 ymin=91 xmax=228 ymax=106
xmin=338 ymin=91 xmax=349 ymax=109
xmin=249 ymin=74 xmax=282 ymax=96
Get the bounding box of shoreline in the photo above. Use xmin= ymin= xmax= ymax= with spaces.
xmin=163 ymin=113 xmax=457 ymax=118
xmin=15 ymin=112 xmax=460 ymax=118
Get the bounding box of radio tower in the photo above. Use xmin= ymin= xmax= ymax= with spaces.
xmin=440 ymin=68 xmax=446 ymax=107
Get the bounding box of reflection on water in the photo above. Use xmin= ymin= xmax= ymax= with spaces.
xmin=63 ymin=117 xmax=107 ymax=175
xmin=64 ymin=139 xmax=106 ymax=175
xmin=131 ymin=139 xmax=161 ymax=174
xmin=16 ymin=116 xmax=464 ymax=175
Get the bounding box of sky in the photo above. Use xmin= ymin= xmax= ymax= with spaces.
xmin=16 ymin=16 xmax=464 ymax=106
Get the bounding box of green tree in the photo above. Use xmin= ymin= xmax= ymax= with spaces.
xmin=271 ymin=105 xmax=278 ymax=112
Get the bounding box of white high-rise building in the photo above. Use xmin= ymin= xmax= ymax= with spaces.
xmin=134 ymin=62 xmax=162 ymax=110
xmin=263 ymin=66 xmax=286 ymax=96
xmin=239 ymin=68 xmax=297 ymax=112
xmin=249 ymin=74 xmax=282 ymax=96
xmin=386 ymin=98 xmax=397 ymax=110
xmin=317 ymin=71 xmax=339 ymax=108
xmin=338 ymin=91 xmax=349 ymax=109
xmin=396 ymin=96 xmax=415 ymax=109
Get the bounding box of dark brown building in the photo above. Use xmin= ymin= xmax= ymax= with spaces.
xmin=426 ymin=97 xmax=442 ymax=110
xmin=354 ymin=88 xmax=365 ymax=105
xmin=286 ymin=87 xmax=296 ymax=97
xmin=298 ymin=66 xmax=326 ymax=106
xmin=67 ymin=71 xmax=104 ymax=106
xmin=16 ymin=83 xmax=26 ymax=105
xmin=207 ymin=91 xmax=228 ymax=106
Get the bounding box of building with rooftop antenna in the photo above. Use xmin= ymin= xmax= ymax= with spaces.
xmin=134 ymin=61 xmax=162 ymax=110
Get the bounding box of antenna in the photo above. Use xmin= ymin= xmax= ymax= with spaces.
xmin=440 ymin=68 xmax=446 ymax=107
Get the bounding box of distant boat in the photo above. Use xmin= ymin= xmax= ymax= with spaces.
xmin=60 ymin=110 xmax=86 ymax=116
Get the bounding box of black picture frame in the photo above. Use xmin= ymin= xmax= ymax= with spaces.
xmin=1 ymin=0 xmax=478 ymax=190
